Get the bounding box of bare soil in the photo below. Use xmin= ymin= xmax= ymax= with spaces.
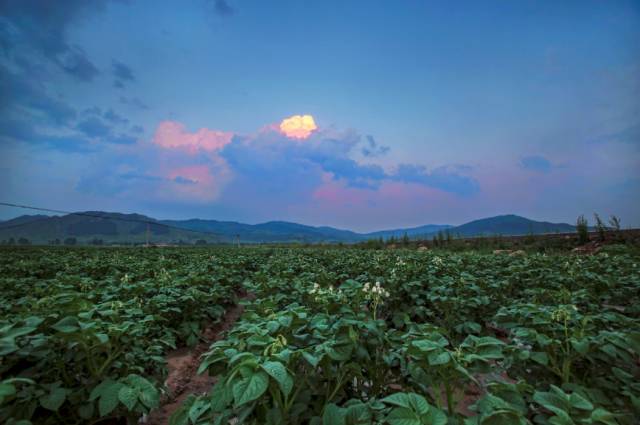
xmin=145 ymin=299 xmax=247 ymax=425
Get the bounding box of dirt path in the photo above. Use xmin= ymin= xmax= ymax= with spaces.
xmin=145 ymin=299 xmax=247 ymax=425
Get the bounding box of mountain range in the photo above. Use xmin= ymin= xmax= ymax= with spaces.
xmin=0 ymin=211 xmax=577 ymax=244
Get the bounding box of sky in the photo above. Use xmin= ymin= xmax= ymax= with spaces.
xmin=0 ymin=0 xmax=639 ymax=232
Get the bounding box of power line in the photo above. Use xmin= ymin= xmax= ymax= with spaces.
xmin=0 ymin=201 xmax=227 ymax=238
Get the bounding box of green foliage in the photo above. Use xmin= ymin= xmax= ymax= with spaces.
xmin=1 ymin=246 xmax=639 ymax=424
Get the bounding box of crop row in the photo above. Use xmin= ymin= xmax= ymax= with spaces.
xmin=1 ymin=246 xmax=639 ymax=425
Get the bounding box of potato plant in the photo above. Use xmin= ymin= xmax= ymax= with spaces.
xmin=1 ymin=246 xmax=638 ymax=424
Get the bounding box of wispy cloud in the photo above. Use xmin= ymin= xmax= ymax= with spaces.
xmin=520 ymin=155 xmax=554 ymax=173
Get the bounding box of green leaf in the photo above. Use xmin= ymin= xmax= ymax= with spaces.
xmin=210 ymin=380 xmax=233 ymax=412
xmin=261 ymin=361 xmax=292 ymax=396
xmin=118 ymin=385 xmax=139 ymax=411
xmin=188 ymin=398 xmax=210 ymax=423
xmin=427 ymin=351 xmax=450 ymax=366
xmin=345 ymin=402 xmax=372 ymax=424
xmin=407 ymin=393 xmax=430 ymax=415
xmin=233 ymin=370 xmax=269 ymax=407
xmin=423 ymin=407 xmax=448 ymax=425
xmin=590 ymin=407 xmax=617 ymax=425
xmin=98 ymin=382 xmax=124 ymax=417
xmin=326 ymin=341 xmax=353 ymax=361
xmin=78 ymin=403 xmax=94 ymax=419
xmin=386 ymin=407 xmax=421 ymax=425
xmin=570 ymin=339 xmax=589 ymax=355
xmin=530 ymin=352 xmax=549 ymax=366
xmin=480 ymin=410 xmax=524 ymax=425
xmin=40 ymin=387 xmax=67 ymax=412
xmin=568 ymin=393 xmax=593 ymax=411
xmin=303 ymin=351 xmax=321 ymax=367
xmin=51 ymin=316 xmax=79 ymax=333
xmin=139 ymin=385 xmax=159 ymax=409
xmin=0 ymin=382 xmax=16 ymax=397
xmin=323 ymin=403 xmax=346 ymax=425
xmin=382 ymin=393 xmax=412 ymax=409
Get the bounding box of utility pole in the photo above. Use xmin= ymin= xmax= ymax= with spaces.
xmin=235 ymin=234 xmax=240 ymax=248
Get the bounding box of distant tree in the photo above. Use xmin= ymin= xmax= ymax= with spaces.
xmin=608 ymin=215 xmax=621 ymax=231
xmin=437 ymin=230 xmax=445 ymax=246
xmin=401 ymin=232 xmax=410 ymax=246
xmin=195 ymin=239 xmax=207 ymax=245
xmin=445 ymin=229 xmax=452 ymax=244
xmin=18 ymin=237 xmax=30 ymax=245
xmin=64 ymin=237 xmax=77 ymax=246
xmin=432 ymin=234 xmax=438 ymax=248
xmin=91 ymin=238 xmax=104 ymax=246
xmin=593 ymin=213 xmax=607 ymax=242
xmin=8 ymin=237 xmax=15 ymax=246
xmin=576 ymin=215 xmax=589 ymax=244
xmin=54 ymin=238 xmax=60 ymax=245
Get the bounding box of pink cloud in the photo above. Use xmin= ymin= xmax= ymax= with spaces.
xmin=153 ymin=120 xmax=233 ymax=154
xmin=305 ymin=179 xmax=469 ymax=231
xmin=162 ymin=165 xmax=230 ymax=202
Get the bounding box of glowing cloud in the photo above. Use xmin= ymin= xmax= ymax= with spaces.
xmin=279 ymin=114 xmax=317 ymax=139
xmin=153 ymin=120 xmax=233 ymax=154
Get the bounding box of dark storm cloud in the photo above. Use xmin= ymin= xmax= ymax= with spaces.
xmin=0 ymin=0 xmax=107 ymax=81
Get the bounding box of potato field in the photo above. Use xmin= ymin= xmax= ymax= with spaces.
xmin=1 ymin=246 xmax=639 ymax=425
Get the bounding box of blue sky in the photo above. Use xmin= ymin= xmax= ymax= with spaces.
xmin=0 ymin=0 xmax=638 ymax=231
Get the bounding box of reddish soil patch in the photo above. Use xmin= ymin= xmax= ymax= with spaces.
xmin=145 ymin=299 xmax=247 ymax=425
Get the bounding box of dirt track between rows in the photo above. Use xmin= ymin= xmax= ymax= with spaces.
xmin=145 ymin=297 xmax=248 ymax=425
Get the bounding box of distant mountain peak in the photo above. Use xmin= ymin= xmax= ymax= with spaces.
xmin=0 ymin=211 xmax=576 ymax=243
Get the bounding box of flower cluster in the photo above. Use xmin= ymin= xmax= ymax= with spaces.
xmin=431 ymin=256 xmax=444 ymax=267
xmin=309 ymin=283 xmax=343 ymax=300
xmin=362 ymin=281 xmax=390 ymax=320
xmin=362 ymin=281 xmax=390 ymax=298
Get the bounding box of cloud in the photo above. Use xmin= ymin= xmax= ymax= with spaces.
xmin=112 ymin=59 xmax=135 ymax=88
xmin=279 ymin=115 xmax=317 ymax=139
xmin=520 ymin=155 xmax=553 ymax=173
xmin=57 ymin=45 xmax=99 ymax=82
xmin=119 ymin=96 xmax=150 ymax=110
xmin=392 ymin=164 xmax=480 ymax=196
xmin=104 ymin=109 xmax=129 ymax=125
xmin=361 ymin=135 xmax=390 ymax=157
xmin=213 ymin=0 xmax=234 ymax=16
xmin=77 ymin=117 xmax=111 ymax=138
xmin=0 ymin=0 xmax=108 ymax=82
xmin=153 ymin=120 xmax=233 ymax=153
xmin=74 ymin=116 xmax=480 ymax=221
xmin=0 ymin=65 xmax=77 ymax=126
xmin=76 ymin=116 xmax=138 ymax=145
xmin=145 ymin=118 xmax=480 ymax=205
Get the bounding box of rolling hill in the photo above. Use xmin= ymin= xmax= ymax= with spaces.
xmin=0 ymin=212 xmax=576 ymax=244
xmin=446 ymin=214 xmax=576 ymax=237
